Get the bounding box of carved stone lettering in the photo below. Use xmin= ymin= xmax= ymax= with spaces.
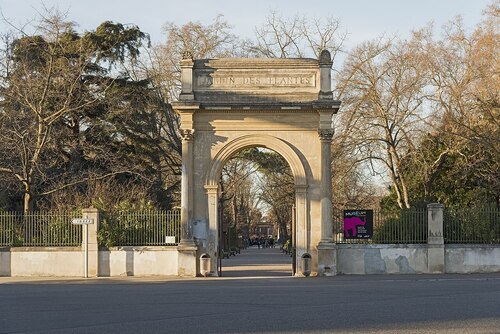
xmin=196 ymin=74 xmax=315 ymax=89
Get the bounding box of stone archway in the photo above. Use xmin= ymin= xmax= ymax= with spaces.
xmin=173 ymin=51 xmax=340 ymax=277
xmin=205 ymin=134 xmax=307 ymax=187
xmin=204 ymin=134 xmax=309 ymax=275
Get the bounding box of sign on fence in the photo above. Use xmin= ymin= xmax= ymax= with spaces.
xmin=344 ymin=210 xmax=373 ymax=239
xmin=71 ymin=218 xmax=94 ymax=225
xmin=165 ymin=236 xmax=176 ymax=244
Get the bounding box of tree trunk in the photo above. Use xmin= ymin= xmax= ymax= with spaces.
xmin=23 ymin=191 xmax=33 ymax=213
xmin=399 ymin=175 xmax=411 ymax=209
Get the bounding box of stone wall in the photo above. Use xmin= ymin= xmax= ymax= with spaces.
xmin=445 ymin=245 xmax=500 ymax=273
xmin=0 ymin=247 xmax=178 ymax=277
xmin=99 ymin=247 xmax=178 ymax=277
xmin=1 ymin=247 xmax=82 ymax=277
xmin=337 ymin=244 xmax=428 ymax=274
xmin=3 ymin=244 xmax=500 ymax=277
xmin=335 ymin=204 xmax=500 ymax=275
xmin=335 ymin=244 xmax=500 ymax=275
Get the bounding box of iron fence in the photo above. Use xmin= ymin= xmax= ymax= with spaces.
xmin=333 ymin=208 xmax=427 ymax=244
xmin=98 ymin=210 xmax=181 ymax=247
xmin=0 ymin=211 xmax=82 ymax=247
xmin=444 ymin=206 xmax=500 ymax=244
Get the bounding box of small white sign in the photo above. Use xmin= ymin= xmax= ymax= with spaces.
xmin=165 ymin=236 xmax=176 ymax=244
xmin=71 ymin=218 xmax=94 ymax=225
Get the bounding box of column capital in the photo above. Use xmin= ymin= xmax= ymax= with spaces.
xmin=182 ymin=50 xmax=193 ymax=60
xmin=318 ymin=129 xmax=334 ymax=142
xmin=180 ymin=128 xmax=194 ymax=141
xmin=204 ymin=185 xmax=219 ymax=195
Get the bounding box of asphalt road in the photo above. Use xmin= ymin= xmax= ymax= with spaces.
xmin=1 ymin=247 xmax=500 ymax=334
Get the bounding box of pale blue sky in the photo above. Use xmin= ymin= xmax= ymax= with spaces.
xmin=0 ymin=0 xmax=493 ymax=48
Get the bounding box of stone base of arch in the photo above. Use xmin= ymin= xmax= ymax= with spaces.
xmin=177 ymin=244 xmax=198 ymax=277
xmin=317 ymin=242 xmax=338 ymax=276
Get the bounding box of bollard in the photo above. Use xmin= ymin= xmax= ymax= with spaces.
xmin=301 ymin=253 xmax=312 ymax=277
xmin=200 ymin=253 xmax=211 ymax=277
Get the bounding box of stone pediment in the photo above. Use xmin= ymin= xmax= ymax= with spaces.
xmin=174 ymin=52 xmax=339 ymax=110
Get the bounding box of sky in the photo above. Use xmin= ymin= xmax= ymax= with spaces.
xmin=0 ymin=0 xmax=493 ymax=48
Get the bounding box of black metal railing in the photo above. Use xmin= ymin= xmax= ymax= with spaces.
xmin=444 ymin=206 xmax=500 ymax=244
xmin=0 ymin=211 xmax=82 ymax=247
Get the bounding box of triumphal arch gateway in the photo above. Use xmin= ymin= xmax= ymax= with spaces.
xmin=172 ymin=50 xmax=340 ymax=277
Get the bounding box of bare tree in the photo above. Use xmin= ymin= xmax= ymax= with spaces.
xmin=416 ymin=5 xmax=500 ymax=204
xmin=330 ymin=140 xmax=379 ymax=210
xmin=335 ymin=36 xmax=430 ymax=209
xmin=132 ymin=16 xmax=248 ymax=207
xmin=153 ymin=15 xmax=243 ymax=101
xmin=248 ymin=11 xmax=346 ymax=60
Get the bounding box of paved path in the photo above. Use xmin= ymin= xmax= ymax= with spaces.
xmin=220 ymin=245 xmax=292 ymax=277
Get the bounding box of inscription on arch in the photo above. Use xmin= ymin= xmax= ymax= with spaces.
xmin=196 ymin=73 xmax=316 ymax=89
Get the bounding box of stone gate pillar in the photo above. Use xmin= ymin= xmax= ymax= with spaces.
xmin=177 ymin=128 xmax=197 ymax=277
xmin=427 ymin=203 xmax=445 ymax=273
xmin=174 ymin=51 xmax=198 ymax=277
xmin=316 ymin=50 xmax=337 ymax=276
xmin=81 ymin=207 xmax=100 ymax=277
xmin=318 ymin=128 xmax=334 ymax=243
xmin=179 ymin=129 xmax=195 ymax=246
xmin=317 ymin=127 xmax=337 ymax=276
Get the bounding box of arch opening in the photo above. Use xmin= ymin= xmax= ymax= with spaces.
xmin=206 ymin=134 xmax=307 ymax=188
xmin=204 ymin=135 xmax=309 ymax=277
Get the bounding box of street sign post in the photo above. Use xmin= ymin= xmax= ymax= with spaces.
xmin=72 ymin=218 xmax=94 ymax=278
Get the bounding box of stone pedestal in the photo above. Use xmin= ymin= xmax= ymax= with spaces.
xmin=317 ymin=242 xmax=337 ymax=276
xmin=177 ymin=244 xmax=198 ymax=277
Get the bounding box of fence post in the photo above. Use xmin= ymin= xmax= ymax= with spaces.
xmin=427 ymin=203 xmax=445 ymax=273
xmin=82 ymin=207 xmax=100 ymax=277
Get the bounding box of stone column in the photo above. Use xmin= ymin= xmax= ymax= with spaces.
xmin=205 ymin=185 xmax=219 ymax=276
xmin=427 ymin=203 xmax=445 ymax=273
xmin=179 ymin=128 xmax=195 ymax=246
xmin=294 ymin=185 xmax=308 ymax=276
xmin=81 ymin=207 xmax=100 ymax=277
xmin=177 ymin=128 xmax=197 ymax=277
xmin=317 ymin=129 xmax=337 ymax=276
xmin=318 ymin=129 xmax=334 ymax=243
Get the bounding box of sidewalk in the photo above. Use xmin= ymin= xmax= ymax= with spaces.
xmin=0 ymin=246 xmax=293 ymax=283
xmin=220 ymin=245 xmax=292 ymax=277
